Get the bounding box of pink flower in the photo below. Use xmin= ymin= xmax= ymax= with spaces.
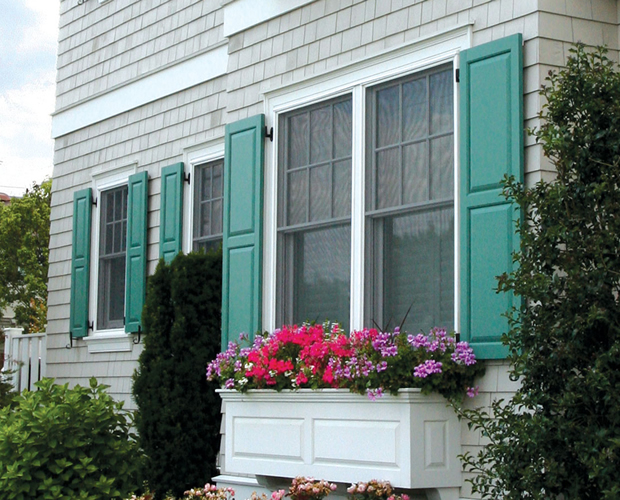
xmin=466 ymin=386 xmax=479 ymax=398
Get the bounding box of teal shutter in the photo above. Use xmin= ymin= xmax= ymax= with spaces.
xmin=160 ymin=162 xmax=184 ymax=263
xmin=459 ymin=34 xmax=523 ymax=359
xmin=70 ymin=188 xmax=93 ymax=338
xmin=222 ymin=114 xmax=265 ymax=350
xmin=125 ymin=171 xmax=149 ymax=333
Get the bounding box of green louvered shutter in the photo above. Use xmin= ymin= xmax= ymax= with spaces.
xmin=459 ymin=33 xmax=523 ymax=359
xmin=70 ymin=188 xmax=93 ymax=338
xmin=160 ymin=162 xmax=184 ymax=263
xmin=222 ymin=114 xmax=265 ymax=350
xmin=125 ymin=171 xmax=149 ymax=333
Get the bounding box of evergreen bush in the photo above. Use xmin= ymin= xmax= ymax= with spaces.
xmin=0 ymin=378 xmax=141 ymax=500
xmin=461 ymin=45 xmax=620 ymax=499
xmin=133 ymin=250 xmax=222 ymax=499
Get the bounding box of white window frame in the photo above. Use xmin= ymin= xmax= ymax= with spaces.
xmin=182 ymin=141 xmax=225 ymax=254
xmin=84 ymin=163 xmax=137 ymax=353
xmin=263 ymin=23 xmax=472 ymax=333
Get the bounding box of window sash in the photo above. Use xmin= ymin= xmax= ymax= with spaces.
xmin=193 ymin=159 xmax=224 ymax=251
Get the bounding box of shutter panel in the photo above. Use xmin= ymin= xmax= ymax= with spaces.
xmin=125 ymin=171 xmax=149 ymax=333
xmin=459 ymin=34 xmax=523 ymax=359
xmin=159 ymin=162 xmax=184 ymax=263
xmin=70 ymin=188 xmax=93 ymax=338
xmin=222 ymin=114 xmax=265 ymax=350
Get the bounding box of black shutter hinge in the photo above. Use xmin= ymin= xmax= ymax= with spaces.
xmin=265 ymin=126 xmax=274 ymax=142
xmin=184 ymin=172 xmax=191 ymax=185
xmin=66 ymin=331 xmax=73 ymax=349
xmin=455 ymin=68 xmax=460 ymax=83
xmin=92 ymin=197 xmax=97 ymax=207
xmin=133 ymin=325 xmax=143 ymax=344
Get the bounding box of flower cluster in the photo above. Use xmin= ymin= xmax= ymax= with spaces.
xmin=207 ymin=323 xmax=484 ymax=401
xmin=287 ymin=477 xmax=337 ymax=500
xmin=347 ymin=480 xmax=409 ymax=500
xmin=182 ymin=484 xmax=235 ymax=500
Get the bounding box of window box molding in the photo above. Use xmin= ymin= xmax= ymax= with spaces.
xmin=218 ymin=389 xmax=460 ymax=499
xmin=262 ymin=23 xmax=472 ymax=334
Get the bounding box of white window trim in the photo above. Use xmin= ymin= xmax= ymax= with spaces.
xmin=83 ymin=163 xmax=137 ymax=354
xmin=182 ymin=140 xmax=225 ymax=254
xmin=262 ymin=23 xmax=471 ymax=334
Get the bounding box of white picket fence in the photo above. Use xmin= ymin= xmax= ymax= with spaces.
xmin=2 ymin=328 xmax=47 ymax=392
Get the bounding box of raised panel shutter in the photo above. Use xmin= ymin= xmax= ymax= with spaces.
xmin=459 ymin=33 xmax=523 ymax=359
xmin=125 ymin=171 xmax=149 ymax=333
xmin=70 ymin=188 xmax=93 ymax=338
xmin=160 ymin=162 xmax=184 ymax=263
xmin=222 ymin=114 xmax=265 ymax=350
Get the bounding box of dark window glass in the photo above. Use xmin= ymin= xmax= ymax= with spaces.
xmin=193 ymin=159 xmax=224 ymax=252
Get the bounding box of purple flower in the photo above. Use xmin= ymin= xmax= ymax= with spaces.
xmin=225 ymin=378 xmax=235 ymax=389
xmin=413 ymin=360 xmax=443 ymax=378
xmin=452 ymin=342 xmax=476 ymax=366
xmin=466 ymin=386 xmax=479 ymax=398
xmin=367 ymin=387 xmax=384 ymax=400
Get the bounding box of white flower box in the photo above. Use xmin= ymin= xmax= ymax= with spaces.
xmin=218 ymin=389 xmax=461 ymax=491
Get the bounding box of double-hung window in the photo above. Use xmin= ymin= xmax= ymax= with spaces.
xmin=276 ymin=66 xmax=454 ymax=334
xmin=193 ymin=159 xmax=224 ymax=252
xmin=97 ymin=185 xmax=128 ymax=330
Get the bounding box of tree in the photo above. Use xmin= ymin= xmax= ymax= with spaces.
xmin=461 ymin=45 xmax=620 ymax=499
xmin=133 ymin=250 xmax=222 ymax=499
xmin=0 ymin=180 xmax=51 ymax=333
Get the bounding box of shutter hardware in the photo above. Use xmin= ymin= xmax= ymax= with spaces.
xmin=455 ymin=68 xmax=460 ymax=83
xmin=133 ymin=326 xmax=143 ymax=345
xmin=184 ymin=172 xmax=191 ymax=185
xmin=66 ymin=321 xmax=93 ymax=349
xmin=265 ymin=126 xmax=274 ymax=142
xmin=92 ymin=197 xmax=97 ymax=207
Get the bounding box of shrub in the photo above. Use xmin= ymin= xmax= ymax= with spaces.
xmin=0 ymin=377 xmax=141 ymax=500
xmin=461 ymin=45 xmax=620 ymax=499
xmin=133 ymin=250 xmax=222 ymax=499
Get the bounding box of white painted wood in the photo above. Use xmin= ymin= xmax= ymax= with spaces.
xmin=223 ymin=0 xmax=315 ymax=37
xmin=218 ymin=389 xmax=461 ymax=491
xmin=2 ymin=330 xmax=47 ymax=392
xmin=52 ymin=45 xmax=228 ymax=138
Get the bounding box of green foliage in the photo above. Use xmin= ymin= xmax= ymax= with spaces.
xmin=0 ymin=377 xmax=142 ymax=500
xmin=0 ymin=180 xmax=51 ymax=332
xmin=461 ymin=45 xmax=620 ymax=499
xmin=133 ymin=250 xmax=223 ymax=499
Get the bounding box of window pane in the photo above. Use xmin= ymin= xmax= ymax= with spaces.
xmin=288 ymin=113 xmax=309 ymax=168
xmin=333 ymin=159 xmax=351 ymax=218
xmin=430 ymin=135 xmax=454 ymax=200
xmin=376 ymin=85 xmax=400 ymax=148
xmin=212 ymin=199 xmax=223 ymax=235
xmin=291 ymin=225 xmax=351 ymax=332
xmin=310 ymin=107 xmax=332 ymax=164
xmin=376 ymin=147 xmax=400 ymax=209
xmin=193 ymin=160 xmax=224 ymax=249
xmin=380 ymin=207 xmax=454 ymax=333
xmin=403 ymin=78 xmax=427 ymax=142
xmin=333 ymin=100 xmax=352 ymax=159
xmin=287 ymin=170 xmax=308 ymax=226
xmin=402 ymin=141 xmax=428 ymax=204
xmin=430 ymin=70 xmax=453 ymax=135
xmin=202 ymin=166 xmax=212 ymax=200
xmin=309 ymin=165 xmax=331 ymax=222
xmin=201 ymin=201 xmax=211 ymax=236
xmin=212 ymin=162 xmax=223 ymax=198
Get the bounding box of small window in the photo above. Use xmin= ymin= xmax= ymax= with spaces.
xmin=365 ymin=66 xmax=454 ymax=333
xmin=277 ymin=96 xmax=353 ymax=332
xmin=97 ymin=185 xmax=128 ymax=330
xmin=193 ymin=159 xmax=224 ymax=252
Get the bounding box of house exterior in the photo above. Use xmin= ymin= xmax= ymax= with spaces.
xmin=49 ymin=0 xmax=620 ymax=498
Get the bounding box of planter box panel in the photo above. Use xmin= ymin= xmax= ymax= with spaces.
xmin=313 ymin=419 xmax=400 ymax=468
xmin=232 ymin=417 xmax=304 ymax=462
xmin=219 ymin=389 xmax=461 ymax=490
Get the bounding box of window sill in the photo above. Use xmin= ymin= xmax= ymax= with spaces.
xmin=83 ymin=331 xmax=134 ymax=354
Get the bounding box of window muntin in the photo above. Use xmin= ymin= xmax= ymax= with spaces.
xmin=193 ymin=159 xmax=224 ymax=252
xmin=277 ymin=96 xmax=353 ymax=331
xmin=366 ymin=65 xmax=454 ymax=333
xmin=97 ymin=185 xmax=128 ymax=330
